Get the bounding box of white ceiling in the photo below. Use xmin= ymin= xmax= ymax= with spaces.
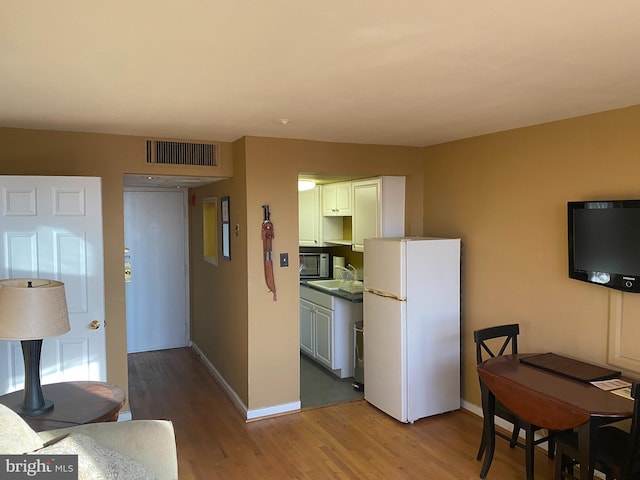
xmin=2 ymin=1 xmax=640 ymax=147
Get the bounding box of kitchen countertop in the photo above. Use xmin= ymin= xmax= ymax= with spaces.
xmin=300 ymin=280 xmax=363 ymax=303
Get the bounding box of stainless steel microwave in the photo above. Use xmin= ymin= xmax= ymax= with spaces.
xmin=299 ymin=253 xmax=330 ymax=279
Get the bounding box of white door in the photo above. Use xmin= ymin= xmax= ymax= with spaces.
xmin=0 ymin=176 xmax=106 ymax=393
xmin=124 ymin=190 xmax=189 ymax=353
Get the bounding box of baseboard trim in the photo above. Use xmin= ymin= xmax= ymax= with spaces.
xmin=461 ymin=399 xmax=482 ymax=418
xmin=190 ymin=342 xmax=300 ymax=422
xmin=191 ymin=342 xmax=249 ymax=419
xmin=246 ymin=401 xmax=301 ymax=421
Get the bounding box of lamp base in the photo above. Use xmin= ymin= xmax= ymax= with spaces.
xmin=17 ymin=339 xmax=54 ymax=417
xmin=14 ymin=399 xmax=54 ymax=417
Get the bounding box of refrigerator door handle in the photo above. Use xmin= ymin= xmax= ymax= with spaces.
xmin=364 ymin=287 xmax=407 ymax=302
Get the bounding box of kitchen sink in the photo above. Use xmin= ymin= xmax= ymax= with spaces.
xmin=306 ymin=279 xmax=343 ymax=290
xmin=339 ymin=281 xmax=364 ymax=294
xmin=307 ymin=279 xmax=364 ymax=293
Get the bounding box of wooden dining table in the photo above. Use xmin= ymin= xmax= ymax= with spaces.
xmin=477 ymin=353 xmax=634 ymax=480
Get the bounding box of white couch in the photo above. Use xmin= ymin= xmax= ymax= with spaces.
xmin=0 ymin=403 xmax=178 ymax=479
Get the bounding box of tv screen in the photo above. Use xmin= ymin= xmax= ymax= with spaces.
xmin=568 ymin=200 xmax=640 ymax=293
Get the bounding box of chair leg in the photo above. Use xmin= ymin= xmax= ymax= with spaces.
xmin=476 ymin=425 xmax=487 ymax=461
xmin=554 ymin=446 xmax=577 ymax=480
xmin=547 ymin=430 xmax=556 ymax=459
xmin=554 ymin=450 xmax=565 ymax=480
xmin=510 ymin=421 xmax=520 ymax=448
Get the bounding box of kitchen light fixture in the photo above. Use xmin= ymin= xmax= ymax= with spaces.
xmin=0 ymin=278 xmax=70 ymax=416
xmin=298 ymin=180 xmax=316 ymax=191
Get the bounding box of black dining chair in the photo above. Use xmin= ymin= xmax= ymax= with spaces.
xmin=474 ymin=324 xmax=556 ymax=479
xmin=555 ymin=383 xmax=640 ymax=480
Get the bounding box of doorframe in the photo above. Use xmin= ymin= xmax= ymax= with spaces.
xmin=123 ymin=186 xmax=191 ymax=351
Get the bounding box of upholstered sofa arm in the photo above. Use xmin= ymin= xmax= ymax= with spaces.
xmin=38 ymin=420 xmax=178 ymax=480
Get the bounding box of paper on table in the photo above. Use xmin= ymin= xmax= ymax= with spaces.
xmin=590 ymin=378 xmax=632 ymax=391
xmin=611 ymin=387 xmax=633 ymax=400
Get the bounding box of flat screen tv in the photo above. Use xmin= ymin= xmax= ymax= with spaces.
xmin=568 ymin=200 xmax=640 ymax=293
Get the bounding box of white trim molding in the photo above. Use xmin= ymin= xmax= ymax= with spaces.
xmin=247 ymin=401 xmax=301 ymax=421
xmin=190 ymin=342 xmax=300 ymax=422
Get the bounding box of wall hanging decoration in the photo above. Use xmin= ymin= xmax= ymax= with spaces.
xmin=261 ymin=205 xmax=276 ymax=300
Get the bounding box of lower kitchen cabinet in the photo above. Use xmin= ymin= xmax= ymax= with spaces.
xmin=313 ymin=304 xmax=333 ymax=367
xmin=300 ymin=285 xmax=362 ymax=378
xmin=300 ymin=298 xmax=315 ymax=357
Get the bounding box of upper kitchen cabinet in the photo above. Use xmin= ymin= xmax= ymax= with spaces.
xmin=352 ymin=176 xmax=405 ymax=252
xmin=322 ymin=181 xmax=353 ymax=216
xmin=299 ymin=184 xmax=347 ymax=247
xmin=299 ymin=185 xmax=322 ymax=246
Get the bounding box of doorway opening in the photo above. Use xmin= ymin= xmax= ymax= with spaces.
xmin=297 ymin=173 xmax=368 ymax=409
xmin=123 ymin=187 xmax=190 ymax=353
xmin=122 ymin=174 xmax=221 ymax=355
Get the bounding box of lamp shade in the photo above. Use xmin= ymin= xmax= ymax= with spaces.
xmin=0 ymin=279 xmax=70 ymax=340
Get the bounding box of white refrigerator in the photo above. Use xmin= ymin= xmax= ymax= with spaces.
xmin=363 ymin=237 xmax=461 ymax=423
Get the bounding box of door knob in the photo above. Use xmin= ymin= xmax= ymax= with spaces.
xmin=89 ymin=320 xmax=101 ymax=330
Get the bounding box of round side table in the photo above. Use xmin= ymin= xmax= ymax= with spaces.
xmin=0 ymin=381 xmax=125 ymax=432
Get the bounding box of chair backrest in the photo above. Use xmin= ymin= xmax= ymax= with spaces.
xmin=473 ymin=324 xmax=520 ymax=365
xmin=624 ymin=383 xmax=640 ymax=477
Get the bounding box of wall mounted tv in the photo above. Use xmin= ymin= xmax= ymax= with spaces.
xmin=568 ymin=200 xmax=640 ymax=293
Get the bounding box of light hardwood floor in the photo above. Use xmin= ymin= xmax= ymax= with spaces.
xmin=128 ymin=347 xmax=556 ymax=479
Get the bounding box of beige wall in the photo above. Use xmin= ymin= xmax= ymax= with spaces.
xmin=189 ymin=139 xmax=249 ymax=404
xmin=0 ymin=127 xmax=233 ymax=410
xmin=190 ymin=136 xmax=424 ymax=411
xmin=422 ymin=105 xmax=640 ymax=408
xmin=0 ymin=126 xmax=423 ymax=416
xmin=11 ymin=105 xmax=637 ymax=418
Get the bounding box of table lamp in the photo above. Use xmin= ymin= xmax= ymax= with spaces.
xmin=0 ymin=278 xmax=70 ymax=416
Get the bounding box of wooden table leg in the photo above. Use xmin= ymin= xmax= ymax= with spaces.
xmin=480 ymin=380 xmax=496 ymax=479
xmin=525 ymin=425 xmax=535 ymax=480
xmin=576 ymin=422 xmax=593 ymax=480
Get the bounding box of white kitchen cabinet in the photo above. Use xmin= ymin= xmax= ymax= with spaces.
xmin=352 ymin=176 xmax=405 ymax=252
xmin=299 ymin=285 xmax=362 ymax=378
xmin=313 ymin=305 xmax=333 ymax=368
xmin=322 ymin=181 xmax=352 ymax=216
xmin=299 ymin=298 xmax=315 ymax=356
xmin=299 ymin=185 xmax=345 ymax=246
xmin=299 ymin=186 xmax=322 ymax=246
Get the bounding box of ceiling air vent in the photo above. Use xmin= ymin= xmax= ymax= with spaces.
xmin=146 ymin=140 xmax=217 ymax=167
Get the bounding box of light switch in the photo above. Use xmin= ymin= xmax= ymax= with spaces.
xmin=280 ymin=253 xmax=289 ymax=267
